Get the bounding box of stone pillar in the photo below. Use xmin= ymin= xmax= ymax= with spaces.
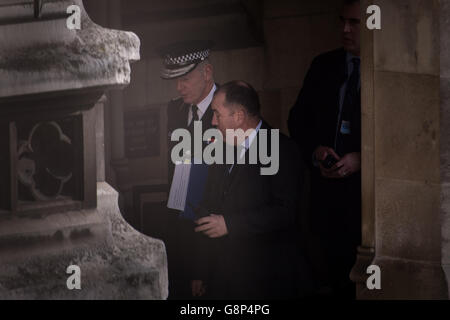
xmin=0 ymin=0 xmax=167 ymax=299
xmin=352 ymin=0 xmax=448 ymax=299
xmin=350 ymin=0 xmax=376 ymax=295
xmin=84 ymin=0 xmax=130 ymax=194
xmin=440 ymin=0 xmax=450 ymax=299
xmin=106 ymin=0 xmax=131 ymax=195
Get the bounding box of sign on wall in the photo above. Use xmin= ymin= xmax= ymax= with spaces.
xmin=124 ymin=109 xmax=160 ymax=158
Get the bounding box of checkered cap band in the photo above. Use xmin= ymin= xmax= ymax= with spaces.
xmin=161 ymin=63 xmax=197 ymax=79
xmin=164 ymin=49 xmax=210 ymax=66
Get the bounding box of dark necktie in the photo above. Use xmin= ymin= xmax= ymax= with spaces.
xmin=191 ymin=104 xmax=199 ymax=122
xmin=336 ymin=58 xmax=360 ymax=156
xmin=225 ymin=145 xmax=239 ymax=175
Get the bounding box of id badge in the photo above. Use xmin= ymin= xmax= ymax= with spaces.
xmin=340 ymin=120 xmax=351 ymax=134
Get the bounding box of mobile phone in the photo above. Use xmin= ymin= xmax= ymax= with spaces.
xmin=321 ymin=154 xmax=338 ymax=169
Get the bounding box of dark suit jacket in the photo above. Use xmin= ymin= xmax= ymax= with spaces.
xmin=194 ymin=121 xmax=312 ymax=299
xmin=164 ymin=93 xmax=215 ymax=299
xmin=288 ymin=47 xmax=361 ymax=166
xmin=287 ymin=48 xmax=362 ymax=284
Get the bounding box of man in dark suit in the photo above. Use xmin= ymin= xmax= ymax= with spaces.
xmin=158 ymin=40 xmax=217 ymax=299
xmin=287 ymin=0 xmax=362 ymax=299
xmin=192 ymin=81 xmax=312 ymax=299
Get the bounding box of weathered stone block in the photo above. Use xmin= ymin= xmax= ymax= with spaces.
xmin=124 ymin=60 xmax=148 ymax=109
xmin=374 ymin=71 xmax=439 ymax=183
xmin=441 ymin=184 xmax=450 ymax=257
xmin=0 ymin=183 xmax=168 ymax=299
xmin=440 ymin=78 xmax=450 ymax=183
xmin=0 ymin=0 xmax=167 ymax=300
xmin=374 ymin=0 xmax=439 ymax=76
xmin=441 ymin=0 xmax=450 ymax=78
xmin=210 ymin=47 xmax=265 ymax=91
xmin=360 ymin=256 xmax=447 ymax=299
xmin=376 ymin=178 xmax=441 ymax=262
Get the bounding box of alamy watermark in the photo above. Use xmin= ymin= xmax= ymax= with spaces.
xmin=65 ymin=4 xmax=381 ymax=31
xmin=366 ymin=5 xmax=381 ymax=30
xmin=66 ymin=5 xmax=81 ymax=30
xmin=366 ymin=264 xmax=381 ymax=290
xmin=66 ymin=265 xmax=81 ymax=290
xmin=170 ymin=121 xmax=279 ymax=176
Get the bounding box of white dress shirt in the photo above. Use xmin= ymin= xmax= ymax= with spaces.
xmin=229 ymin=120 xmax=263 ymax=173
xmin=188 ymin=84 xmax=217 ymax=126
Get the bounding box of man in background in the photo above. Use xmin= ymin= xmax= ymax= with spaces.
xmin=288 ymin=0 xmax=362 ymax=299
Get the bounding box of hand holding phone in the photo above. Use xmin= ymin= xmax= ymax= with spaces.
xmin=321 ymin=154 xmax=338 ymax=169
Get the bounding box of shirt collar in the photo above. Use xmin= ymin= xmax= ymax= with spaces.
xmin=346 ymin=51 xmax=360 ymax=64
xmin=239 ymin=120 xmax=263 ymax=158
xmin=195 ymin=84 xmax=217 ymax=119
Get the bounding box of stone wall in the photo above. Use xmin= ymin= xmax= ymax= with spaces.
xmin=355 ymin=0 xmax=448 ymax=299
xmin=0 ymin=0 xmax=167 ymax=299
xmin=441 ymin=0 xmax=450 ymax=299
